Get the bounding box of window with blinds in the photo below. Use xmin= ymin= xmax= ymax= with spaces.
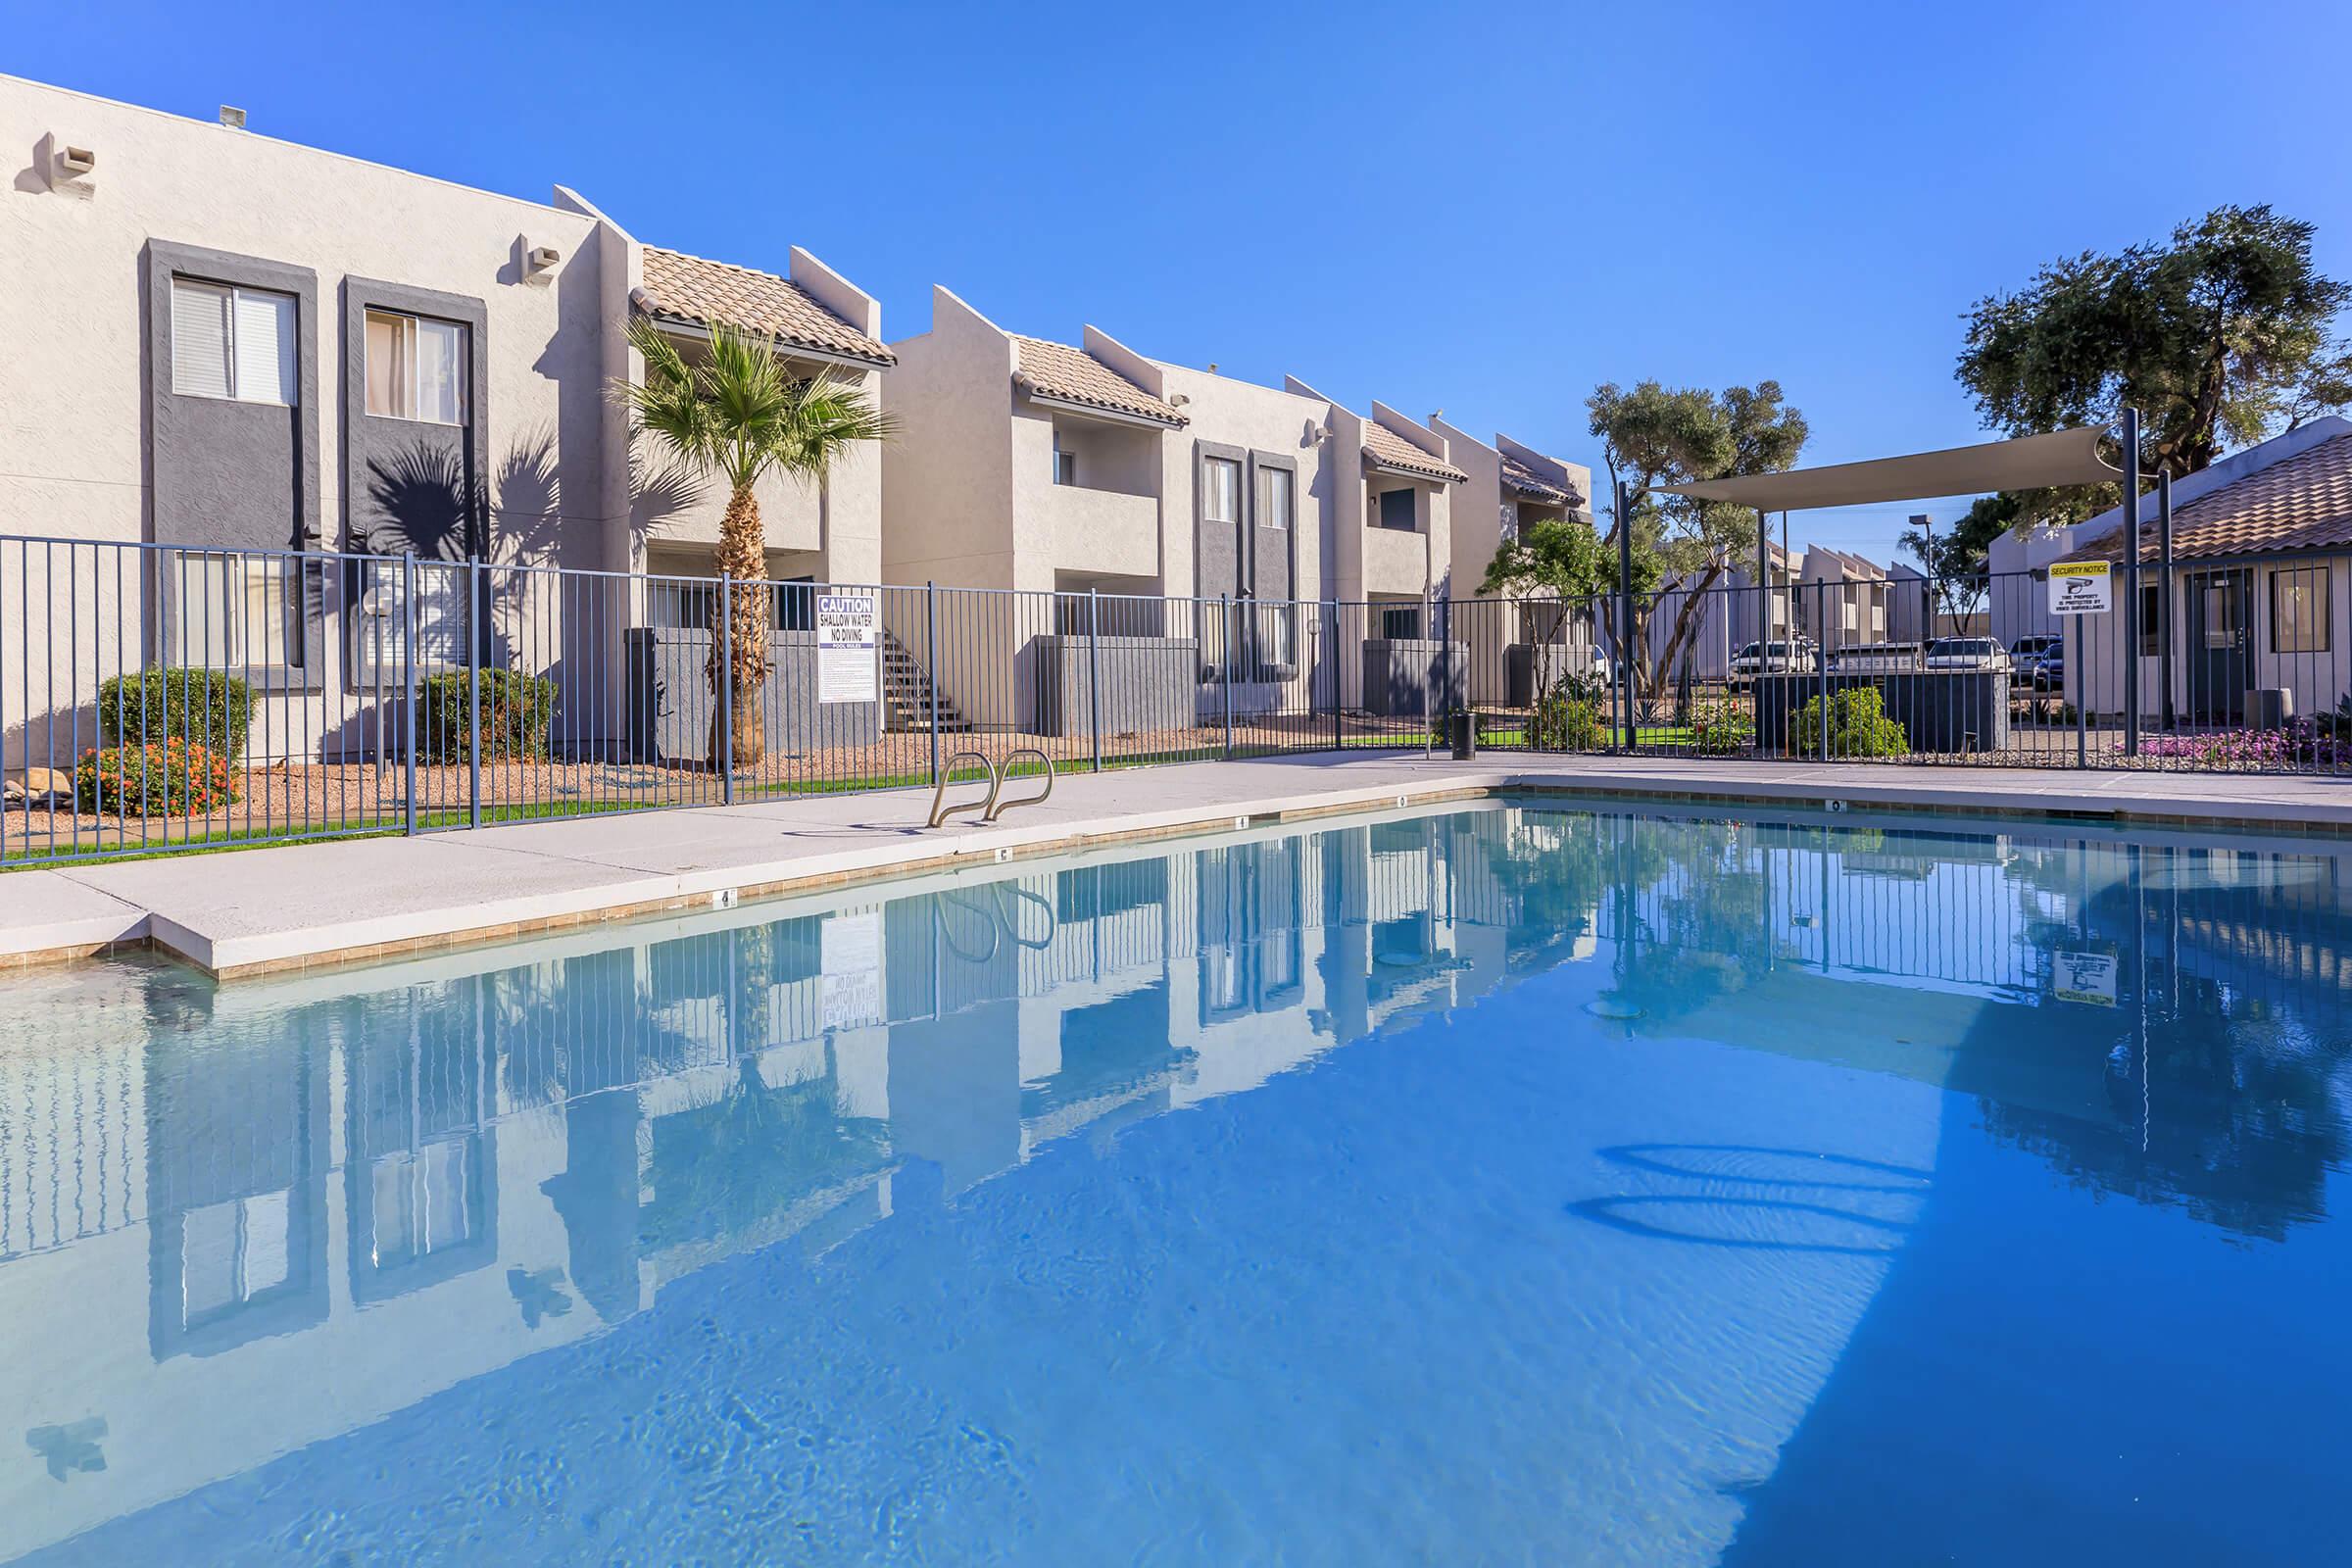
xmin=171 ymin=277 xmax=297 ymax=405
xmin=1255 ymin=465 xmax=1293 ymax=531
xmin=365 ymin=310 xmax=467 ymax=424
xmin=1202 ymin=457 xmax=1240 ymax=524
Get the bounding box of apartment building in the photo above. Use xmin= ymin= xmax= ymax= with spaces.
xmin=881 ymin=287 xmax=1340 ymax=731
xmin=1432 ymin=421 xmax=1594 ymax=701
xmin=0 ymin=74 xmax=893 ymax=763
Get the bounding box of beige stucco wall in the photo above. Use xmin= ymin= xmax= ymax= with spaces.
xmin=880 ymin=287 xmax=1019 ymax=592
xmin=0 ymin=74 xmax=646 ymax=767
xmin=2067 ymin=557 xmax=2352 ymax=721
xmin=1150 ymin=356 xmax=1334 ymax=603
xmin=0 ymin=74 xmax=625 ymax=564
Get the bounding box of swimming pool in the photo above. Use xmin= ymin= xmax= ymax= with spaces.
xmin=2 ymin=800 xmax=2346 ymax=1564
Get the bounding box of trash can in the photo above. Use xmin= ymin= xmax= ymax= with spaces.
xmin=1448 ymin=710 xmax=1478 ymax=760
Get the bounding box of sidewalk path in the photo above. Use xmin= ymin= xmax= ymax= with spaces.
xmin=4 ymin=753 xmax=2345 ymax=979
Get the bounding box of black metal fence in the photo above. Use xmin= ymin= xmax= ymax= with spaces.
xmin=5 ymin=535 xmax=2346 ymax=865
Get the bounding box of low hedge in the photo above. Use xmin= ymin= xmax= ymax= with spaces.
xmin=1793 ymin=686 xmax=1909 ymax=758
xmin=76 ymin=738 xmax=239 ymax=815
xmin=97 ymin=669 xmax=257 ymax=761
xmin=1530 ymin=691 xmax=1606 ymax=752
xmin=418 ymin=670 xmax=559 ymax=764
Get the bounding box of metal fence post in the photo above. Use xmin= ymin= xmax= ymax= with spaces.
xmin=402 ymin=551 xmax=417 ymax=836
xmin=2121 ymin=407 xmax=2142 ymax=757
xmin=1615 ymin=479 xmax=1636 ymax=754
xmin=1221 ymin=593 xmax=1236 ymax=760
xmin=1088 ymin=585 xmax=1103 ymax=773
xmin=2157 ymin=467 xmax=2175 ymax=734
xmin=1331 ymin=600 xmax=1345 ymax=754
xmin=466 ymin=556 xmax=482 ymax=831
xmin=717 ymin=571 xmax=734 ymax=807
xmin=926 ymin=580 xmax=941 ymax=788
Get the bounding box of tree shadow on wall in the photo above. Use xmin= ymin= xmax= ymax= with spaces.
xmin=361 ymin=439 xmax=481 ymax=562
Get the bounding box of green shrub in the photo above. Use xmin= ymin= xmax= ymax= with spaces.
xmin=1688 ymin=698 xmax=1751 ymax=756
xmin=76 ymin=738 xmax=239 ymax=815
xmin=97 ymin=669 xmax=256 ymax=760
xmin=418 ymin=670 xmax=559 ymax=764
xmin=1793 ymin=687 xmax=1909 ymax=758
xmin=1531 ymin=692 xmax=1605 ymax=752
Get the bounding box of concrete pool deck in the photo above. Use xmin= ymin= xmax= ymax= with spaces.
xmin=4 ymin=752 xmax=2348 ymax=980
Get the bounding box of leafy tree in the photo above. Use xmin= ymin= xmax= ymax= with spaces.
xmin=613 ymin=319 xmax=892 ymax=766
xmin=1588 ymin=379 xmax=1808 ymax=698
xmin=1958 ymin=204 xmax=2352 ymax=509
xmin=1898 ymin=504 xmax=2005 ymax=625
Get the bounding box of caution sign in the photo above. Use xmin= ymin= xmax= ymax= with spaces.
xmin=816 ymin=593 xmax=879 ymax=705
xmin=2053 ymin=950 xmax=2119 ymax=1006
xmin=2048 ymin=561 xmax=2112 ymax=615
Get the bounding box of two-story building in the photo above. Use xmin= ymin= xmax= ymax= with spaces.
xmin=0 ymin=73 xmax=894 ymax=770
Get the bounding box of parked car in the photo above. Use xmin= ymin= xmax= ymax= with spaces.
xmin=1731 ymin=639 xmax=1819 ymax=677
xmin=1826 ymin=642 xmax=1919 ymax=674
xmin=2009 ymin=634 xmax=2061 ymax=685
xmin=1924 ymin=637 xmax=2013 ymax=673
xmin=2031 ymin=646 xmax=2065 ymax=692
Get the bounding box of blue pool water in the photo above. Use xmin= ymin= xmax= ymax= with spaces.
xmin=2 ymin=801 xmax=2349 ymax=1565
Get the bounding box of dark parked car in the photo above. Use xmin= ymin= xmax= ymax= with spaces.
xmin=2010 ymin=634 xmax=2060 ymax=685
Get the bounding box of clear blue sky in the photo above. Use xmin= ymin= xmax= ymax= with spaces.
xmin=23 ymin=0 xmax=2352 ymax=560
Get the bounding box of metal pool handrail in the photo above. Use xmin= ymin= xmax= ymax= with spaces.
xmin=928 ymin=750 xmax=998 ymax=828
xmin=984 ymin=748 xmax=1054 ymax=822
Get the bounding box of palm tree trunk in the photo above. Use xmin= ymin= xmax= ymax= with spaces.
xmin=711 ymin=483 xmax=769 ymax=768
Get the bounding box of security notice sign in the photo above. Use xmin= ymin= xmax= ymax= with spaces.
xmin=817 ymin=593 xmax=879 ymax=705
xmin=2053 ymin=950 xmax=2119 ymax=1006
xmin=2048 ymin=560 xmax=2112 ymax=615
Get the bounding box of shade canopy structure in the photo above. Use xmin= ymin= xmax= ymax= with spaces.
xmin=1657 ymin=426 xmax=2118 ymax=511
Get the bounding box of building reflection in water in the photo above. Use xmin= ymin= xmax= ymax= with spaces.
xmin=2 ymin=801 xmax=2350 ymax=1554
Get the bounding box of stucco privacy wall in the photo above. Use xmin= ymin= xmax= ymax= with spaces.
xmin=0 ymin=74 xmax=633 ymax=764
xmin=881 ymin=287 xmax=1021 ymax=592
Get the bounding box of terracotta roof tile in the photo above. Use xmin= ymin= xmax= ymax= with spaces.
xmin=2063 ymin=433 xmax=2352 ymax=564
xmin=638 ymin=246 xmax=894 ymax=367
xmin=1011 ymin=337 xmax=1186 ymax=425
xmin=1362 ymin=421 xmax=1467 ymax=484
xmin=1500 ymin=452 xmax=1581 ymax=507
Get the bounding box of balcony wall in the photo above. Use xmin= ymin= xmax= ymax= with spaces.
xmin=1046 ymin=483 xmax=1160 ymax=579
xmin=1360 ymin=523 xmax=1431 ymax=598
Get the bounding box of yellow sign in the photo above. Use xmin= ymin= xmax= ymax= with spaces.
xmin=2048 ymin=560 xmax=2111 ymax=615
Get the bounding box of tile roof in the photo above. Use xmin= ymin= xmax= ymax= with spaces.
xmin=1011 ymin=337 xmax=1186 ymax=425
xmin=2063 ymin=432 xmax=2352 ymax=564
xmin=1500 ymin=452 xmax=1583 ymax=508
xmin=638 ymin=246 xmax=894 ymax=367
xmin=1362 ymin=421 xmax=1468 ymax=484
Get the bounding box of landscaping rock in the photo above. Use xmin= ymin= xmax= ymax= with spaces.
xmin=4 ymin=766 xmax=75 ymax=805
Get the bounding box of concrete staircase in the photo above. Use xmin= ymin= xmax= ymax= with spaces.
xmin=882 ymin=630 xmax=970 ymax=734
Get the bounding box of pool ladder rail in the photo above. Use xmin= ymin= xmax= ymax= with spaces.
xmin=927 ymin=748 xmax=1054 ymax=828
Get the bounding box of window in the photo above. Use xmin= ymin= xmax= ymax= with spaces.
xmin=2202 ymin=579 xmax=2238 ymax=649
xmin=172 ymin=277 xmax=297 ymax=405
xmin=2273 ymin=568 xmax=2331 ymax=653
xmin=2138 ymin=580 xmax=2163 ymax=656
xmin=179 ymin=1190 xmax=294 ymax=1327
xmin=365 ymin=309 xmax=466 ymax=423
xmin=352 ymin=557 xmax=466 ymax=676
xmin=1381 ymin=603 xmax=1421 ymax=640
xmin=164 ymin=550 xmax=313 ymax=674
xmin=1377 ymin=489 xmax=1416 ymax=531
xmin=1203 ymin=456 xmax=1240 ymax=524
xmin=1255 ymin=465 xmax=1293 ymax=531
xmin=1053 ymin=438 xmax=1076 ymax=486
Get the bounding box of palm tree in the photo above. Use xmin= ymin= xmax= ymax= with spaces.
xmin=612 ymin=318 xmax=892 ymax=766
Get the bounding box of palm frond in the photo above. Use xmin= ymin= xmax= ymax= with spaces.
xmin=609 ymin=318 xmax=889 ymax=494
